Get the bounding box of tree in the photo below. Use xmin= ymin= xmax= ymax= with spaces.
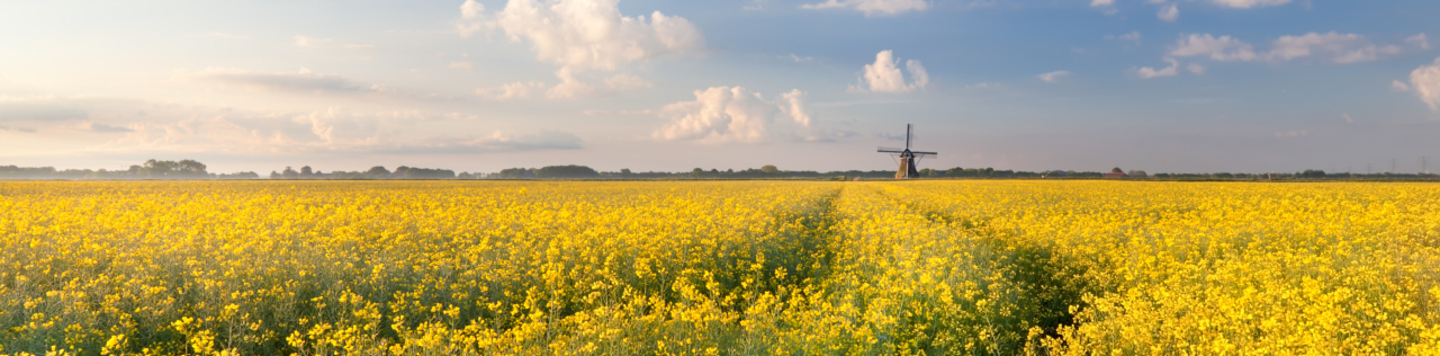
xmin=620 ymin=168 xmax=632 ymax=175
xmin=535 ymin=165 xmax=600 ymax=178
xmin=690 ymin=168 xmax=705 ymax=178
xmin=269 ymin=171 xmax=281 ymax=179
xmin=1112 ymin=167 xmax=1124 ymax=174
xmin=282 ymin=166 xmax=299 ymax=179
xmin=366 ymin=166 xmax=390 ymax=177
xmin=761 ymin=165 xmax=779 ymax=174
xmin=301 ymin=166 xmax=313 ymax=176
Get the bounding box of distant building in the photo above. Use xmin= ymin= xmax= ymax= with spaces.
xmin=1103 ymin=167 xmax=1127 ymax=179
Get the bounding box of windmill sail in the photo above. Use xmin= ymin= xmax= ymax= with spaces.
xmin=877 ymin=123 xmax=939 ymax=179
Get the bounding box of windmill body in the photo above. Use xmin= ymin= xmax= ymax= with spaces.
xmin=878 ymin=124 xmax=938 ymax=179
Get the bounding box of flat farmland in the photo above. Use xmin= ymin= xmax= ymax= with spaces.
xmin=1 ymin=181 xmax=1438 ymax=355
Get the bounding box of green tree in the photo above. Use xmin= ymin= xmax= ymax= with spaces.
xmin=761 ymin=165 xmax=779 ymax=174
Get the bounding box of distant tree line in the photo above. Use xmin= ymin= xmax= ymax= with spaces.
xmin=0 ymin=159 xmax=258 ymax=180
xmin=267 ymin=165 xmax=456 ymax=179
xmin=6 ymin=161 xmax=1438 ymax=181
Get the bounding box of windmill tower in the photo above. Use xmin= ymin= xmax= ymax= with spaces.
xmin=878 ymin=124 xmax=938 ymax=179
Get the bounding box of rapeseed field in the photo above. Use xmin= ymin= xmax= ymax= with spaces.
xmin=1 ymin=181 xmax=1437 ymax=355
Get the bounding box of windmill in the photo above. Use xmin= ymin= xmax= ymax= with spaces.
xmin=878 ymin=124 xmax=937 ymax=179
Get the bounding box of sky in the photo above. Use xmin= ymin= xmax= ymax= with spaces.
xmin=2 ymin=0 xmax=1439 ymax=174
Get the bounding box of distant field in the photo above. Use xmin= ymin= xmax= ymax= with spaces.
xmin=1 ymin=181 xmax=1438 ymax=355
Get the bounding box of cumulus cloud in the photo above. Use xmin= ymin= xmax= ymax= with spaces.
xmin=1157 ymin=3 xmax=1178 ymax=22
xmin=1136 ymin=58 xmax=1179 ymax=78
xmin=851 ymin=50 xmax=929 ymax=93
xmin=463 ymin=0 xmax=705 ymax=72
xmin=1090 ymin=0 xmax=1114 ymax=7
xmin=1209 ymin=0 xmax=1290 ymax=8
xmin=1037 ymin=70 xmax=1070 ymax=83
xmin=652 ymin=86 xmax=814 ymax=143
xmin=778 ymin=89 xmax=813 ymax=127
xmin=460 ymin=0 xmax=485 ymax=19
xmin=1410 ymin=58 xmax=1440 ymax=110
xmin=181 ymin=67 xmax=369 ymax=94
xmin=653 ymin=87 xmax=774 ymax=143
xmin=293 ymin=36 xmax=372 ymax=49
xmin=1170 ymin=32 xmax=1409 ymax=64
xmin=800 ymin=0 xmax=928 ymax=16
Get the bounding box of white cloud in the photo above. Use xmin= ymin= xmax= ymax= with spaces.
xmin=466 ymin=0 xmax=705 ymax=72
xmin=787 ymin=54 xmax=814 ymax=62
xmin=851 ymin=50 xmax=928 ymax=93
xmin=1411 ymin=58 xmax=1440 ymax=111
xmin=1170 ymin=34 xmax=1258 ymax=61
xmin=1037 ymin=70 xmax=1070 ymax=83
xmin=800 ymin=0 xmax=928 ymax=16
xmin=778 ymin=89 xmax=812 ymax=127
xmin=1090 ymin=0 xmax=1114 ymax=7
xmin=1209 ymin=0 xmax=1290 ymax=8
xmin=1136 ymin=58 xmax=1179 ymax=78
xmin=1187 ymin=63 xmax=1206 ymax=75
xmin=653 ymin=86 xmax=775 ymax=143
xmin=475 ymin=81 xmax=547 ymax=100
xmin=1392 ymin=79 xmax=1411 ymax=92
xmin=1157 ymin=3 xmax=1178 ymax=22
xmin=1343 ymin=113 xmax=1354 ymax=123
xmin=652 ymin=86 xmax=815 ymax=143
xmin=906 ymin=59 xmax=930 ymax=89
xmin=1406 ymin=33 xmax=1429 ymax=50
xmin=461 ymin=0 xmax=485 ymax=19
xmin=293 ymin=35 xmax=372 ymax=49
xmin=546 ymin=68 xmax=597 ymax=99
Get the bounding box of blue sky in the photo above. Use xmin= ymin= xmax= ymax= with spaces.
xmin=2 ymin=0 xmax=1438 ymax=174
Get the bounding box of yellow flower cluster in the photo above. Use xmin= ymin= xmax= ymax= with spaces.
xmin=0 ymin=181 xmax=1436 ymax=355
